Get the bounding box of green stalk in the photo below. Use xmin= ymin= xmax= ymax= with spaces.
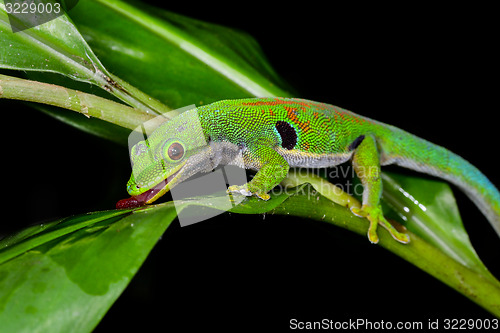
xmin=0 ymin=74 xmax=157 ymax=130
xmin=0 ymin=2 xmax=170 ymax=115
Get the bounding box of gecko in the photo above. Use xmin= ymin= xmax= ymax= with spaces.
xmin=116 ymin=97 xmax=500 ymax=244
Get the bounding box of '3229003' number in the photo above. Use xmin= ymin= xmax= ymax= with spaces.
xmin=444 ymin=318 xmax=498 ymax=330
xmin=5 ymin=2 xmax=61 ymax=14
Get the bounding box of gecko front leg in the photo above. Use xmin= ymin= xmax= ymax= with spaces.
xmin=350 ymin=135 xmax=410 ymax=244
xmin=228 ymin=143 xmax=289 ymax=200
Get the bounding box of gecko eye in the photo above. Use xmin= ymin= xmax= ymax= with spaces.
xmin=164 ymin=141 xmax=185 ymax=162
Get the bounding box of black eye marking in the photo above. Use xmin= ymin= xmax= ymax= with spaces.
xmin=348 ymin=135 xmax=365 ymax=151
xmin=275 ymin=121 xmax=297 ymax=150
xmin=168 ymin=142 xmax=185 ymax=160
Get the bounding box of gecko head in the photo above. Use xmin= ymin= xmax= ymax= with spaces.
xmin=125 ymin=110 xmax=210 ymax=204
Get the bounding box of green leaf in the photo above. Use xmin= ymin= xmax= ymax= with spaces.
xmin=0 ymin=0 xmax=168 ymax=114
xmin=1 ymin=0 xmax=499 ymax=325
xmin=381 ymin=171 xmax=491 ymax=276
xmin=280 ymin=168 xmax=492 ymax=278
xmin=0 ymin=205 xmax=176 ymax=333
xmin=264 ymin=184 xmax=500 ymax=316
xmin=68 ymin=0 xmax=293 ymax=108
xmin=0 ymin=1 xmax=102 ymax=82
xmin=1 ymin=0 xmax=292 ymax=140
xmin=0 ymin=193 xmax=288 ymax=332
xmin=1 ymin=177 xmax=500 ymax=332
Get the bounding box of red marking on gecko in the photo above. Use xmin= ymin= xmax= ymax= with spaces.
xmin=242 ymin=98 xmax=310 ymax=111
xmin=341 ymin=110 xmax=366 ymax=125
xmin=299 ymin=120 xmax=311 ymax=133
xmin=284 ymin=106 xmax=312 ymax=134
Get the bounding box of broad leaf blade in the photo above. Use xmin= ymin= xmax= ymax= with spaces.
xmin=381 ymin=171 xmax=490 ymax=276
xmin=2 ymin=181 xmax=500 ymax=331
xmin=276 ymin=186 xmax=500 ymax=316
xmin=68 ymin=0 xmax=293 ymax=108
xmin=0 ymin=1 xmax=101 ymax=81
xmin=1 ymin=0 xmax=499 ymax=324
xmin=0 ymin=1 xmax=168 ymax=114
xmin=2 ymin=0 xmax=293 ymax=142
xmin=0 ymin=205 xmax=176 ymax=333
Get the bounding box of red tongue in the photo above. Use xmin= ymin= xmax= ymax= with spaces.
xmin=116 ymin=180 xmax=167 ymax=209
xmin=116 ymin=196 xmax=143 ymax=209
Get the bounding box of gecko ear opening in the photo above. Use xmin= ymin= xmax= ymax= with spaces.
xmin=348 ymin=135 xmax=365 ymax=151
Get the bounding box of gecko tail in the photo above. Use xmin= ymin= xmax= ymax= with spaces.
xmin=439 ymin=152 xmax=500 ymax=238
xmin=378 ymin=127 xmax=500 ymax=239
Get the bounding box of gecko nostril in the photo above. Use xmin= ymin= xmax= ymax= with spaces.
xmin=134 ymin=142 xmax=148 ymax=156
xmin=127 ymin=183 xmax=140 ymax=191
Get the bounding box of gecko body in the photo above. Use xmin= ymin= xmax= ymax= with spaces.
xmin=118 ymin=97 xmax=500 ymax=244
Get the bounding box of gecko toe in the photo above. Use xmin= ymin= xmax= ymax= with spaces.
xmin=227 ymin=185 xmax=252 ymax=197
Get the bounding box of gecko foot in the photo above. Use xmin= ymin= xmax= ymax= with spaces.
xmin=227 ymin=185 xmax=271 ymax=201
xmin=351 ymin=205 xmax=410 ymax=244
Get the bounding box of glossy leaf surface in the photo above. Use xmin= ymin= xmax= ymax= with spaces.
xmin=0 ymin=1 xmax=498 ymax=329
xmin=0 ymin=206 xmax=176 ymax=332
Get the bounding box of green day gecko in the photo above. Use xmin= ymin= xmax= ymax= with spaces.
xmin=116 ymin=97 xmax=500 ymax=244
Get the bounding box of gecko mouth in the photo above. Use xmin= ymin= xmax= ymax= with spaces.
xmin=116 ymin=168 xmax=183 ymax=209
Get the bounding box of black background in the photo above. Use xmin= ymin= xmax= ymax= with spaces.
xmin=3 ymin=2 xmax=499 ymax=331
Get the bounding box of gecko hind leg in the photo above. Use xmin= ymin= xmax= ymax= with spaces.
xmin=351 ymin=205 xmax=410 ymax=244
xmin=351 ymin=134 xmax=410 ymax=244
xmin=282 ymin=169 xmax=409 ymax=244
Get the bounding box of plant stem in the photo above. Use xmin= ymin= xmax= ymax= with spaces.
xmin=0 ymin=74 xmax=159 ymax=130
